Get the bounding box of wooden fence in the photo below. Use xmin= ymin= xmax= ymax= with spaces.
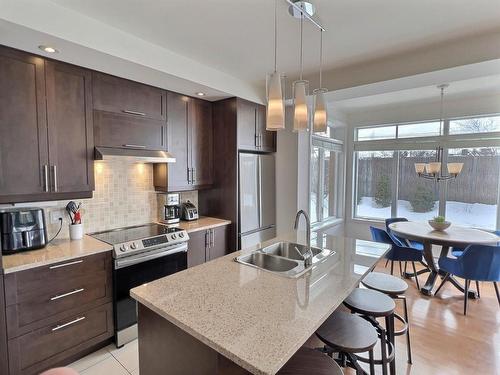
xmin=357 ymin=155 xmax=499 ymax=204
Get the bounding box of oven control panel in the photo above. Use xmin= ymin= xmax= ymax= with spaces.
xmin=142 ymin=235 xmax=169 ymax=248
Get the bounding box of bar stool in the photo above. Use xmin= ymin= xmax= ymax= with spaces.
xmin=278 ymin=347 xmax=344 ymax=374
xmin=362 ymin=271 xmax=413 ymax=364
xmin=343 ymin=288 xmax=396 ymax=375
xmin=316 ymin=311 xmax=378 ymax=375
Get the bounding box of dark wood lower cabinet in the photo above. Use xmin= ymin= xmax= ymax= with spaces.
xmin=187 ymin=225 xmax=229 ymax=268
xmin=4 ymin=252 xmax=113 ymax=375
xmin=0 ymin=273 xmax=9 ymax=375
xmin=8 ymin=303 xmax=113 ymax=375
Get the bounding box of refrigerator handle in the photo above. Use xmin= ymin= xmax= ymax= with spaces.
xmin=258 ymin=156 xmax=263 ymax=229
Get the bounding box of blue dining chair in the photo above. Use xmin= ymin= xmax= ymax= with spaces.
xmin=370 ymin=226 xmax=423 ymax=289
xmin=451 ymin=230 xmax=500 ymax=257
xmin=385 ymin=218 xmax=424 ymax=251
xmin=435 ymin=244 xmax=500 ymax=315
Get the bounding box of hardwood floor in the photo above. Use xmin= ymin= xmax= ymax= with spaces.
xmin=305 ymin=262 xmax=500 ymax=374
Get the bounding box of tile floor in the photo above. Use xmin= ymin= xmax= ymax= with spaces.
xmin=69 ymin=340 xmax=139 ymax=375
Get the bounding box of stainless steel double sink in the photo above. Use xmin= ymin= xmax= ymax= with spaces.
xmin=234 ymin=241 xmax=335 ymax=278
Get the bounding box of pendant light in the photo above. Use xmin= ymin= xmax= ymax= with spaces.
xmin=313 ymin=29 xmax=327 ymax=133
xmin=266 ymin=0 xmax=285 ymax=130
xmin=293 ymin=13 xmax=309 ymax=132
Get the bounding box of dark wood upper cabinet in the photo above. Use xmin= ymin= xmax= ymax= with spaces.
xmin=0 ymin=47 xmax=94 ymax=204
xmin=0 ymin=47 xmax=49 ymax=201
xmin=237 ymin=99 xmax=275 ymax=153
xmin=45 ymin=61 xmax=94 ymax=194
xmin=190 ymin=97 xmax=213 ymax=187
xmin=154 ymin=93 xmax=213 ymax=192
xmin=92 ymin=72 xmax=166 ymax=121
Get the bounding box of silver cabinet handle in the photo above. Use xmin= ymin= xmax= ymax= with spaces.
xmin=211 ymin=229 xmax=215 ymax=248
xmin=50 ymin=288 xmax=85 ymax=301
xmin=122 ymin=144 xmax=146 ymax=149
xmin=43 ymin=165 xmax=49 ymax=192
xmin=205 ymin=230 xmax=210 ymax=248
xmin=52 ymin=165 xmax=58 ymax=192
xmin=122 ymin=110 xmax=146 ymax=116
xmin=49 ymin=259 xmax=83 ymax=270
xmin=255 ymin=133 xmax=259 ymax=148
xmin=52 ymin=316 xmax=85 ymax=332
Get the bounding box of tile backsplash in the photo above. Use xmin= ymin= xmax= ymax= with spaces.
xmin=45 ymin=160 xmax=159 ymax=238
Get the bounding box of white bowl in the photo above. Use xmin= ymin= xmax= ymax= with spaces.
xmin=428 ymin=220 xmax=451 ymax=231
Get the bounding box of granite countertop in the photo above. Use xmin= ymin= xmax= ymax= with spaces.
xmin=167 ymin=216 xmax=231 ymax=233
xmin=2 ymin=235 xmax=113 ymax=274
xmin=131 ymin=231 xmax=390 ymax=375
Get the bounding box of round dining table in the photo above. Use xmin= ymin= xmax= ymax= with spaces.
xmin=388 ymin=221 xmax=500 ymax=296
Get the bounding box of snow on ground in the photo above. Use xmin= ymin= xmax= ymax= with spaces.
xmin=356 ymin=197 xmax=497 ymax=230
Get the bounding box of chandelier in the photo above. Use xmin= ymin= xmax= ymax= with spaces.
xmin=414 ymin=84 xmax=464 ymax=181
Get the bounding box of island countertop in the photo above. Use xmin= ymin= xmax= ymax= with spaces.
xmin=130 ymin=231 xmax=389 ymax=375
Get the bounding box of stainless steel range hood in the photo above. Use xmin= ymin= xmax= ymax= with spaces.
xmin=94 ymin=147 xmax=176 ymax=163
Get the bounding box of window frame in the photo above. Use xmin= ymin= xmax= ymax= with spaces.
xmin=352 ymin=115 xmax=500 ymax=230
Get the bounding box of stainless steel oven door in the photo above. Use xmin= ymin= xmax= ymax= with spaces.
xmin=113 ymin=243 xmax=187 ymax=347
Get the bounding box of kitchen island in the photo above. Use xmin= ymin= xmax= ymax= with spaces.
xmin=130 ymin=232 xmax=389 ymax=375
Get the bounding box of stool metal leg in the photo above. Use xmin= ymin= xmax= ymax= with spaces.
xmin=386 ymin=314 xmax=396 ymax=375
xmin=369 ymin=349 xmax=375 ymax=375
xmin=494 ymin=282 xmax=500 ymax=307
xmin=379 ymin=325 xmax=388 ymax=375
xmin=401 ymin=295 xmax=412 ymax=364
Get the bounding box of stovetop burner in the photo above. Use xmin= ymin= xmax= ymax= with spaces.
xmin=91 ymin=223 xmax=182 ymax=245
xmin=90 ymin=223 xmax=188 ymax=259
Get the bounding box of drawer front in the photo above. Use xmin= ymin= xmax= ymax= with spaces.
xmin=4 ymin=252 xmax=110 ymax=306
xmin=93 ymin=72 xmax=166 ymax=121
xmin=6 ymin=272 xmax=111 ymax=338
xmin=8 ymin=303 xmax=113 ymax=375
xmin=94 ymin=111 xmax=167 ymax=151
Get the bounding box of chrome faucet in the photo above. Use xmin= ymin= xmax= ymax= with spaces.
xmin=294 ymin=210 xmax=313 ymax=267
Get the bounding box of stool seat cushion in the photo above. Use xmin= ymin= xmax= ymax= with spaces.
xmin=316 ymin=311 xmax=378 ymax=353
xmin=344 ymin=288 xmax=396 ymax=317
xmin=361 ymin=272 xmax=408 ymax=295
xmin=278 ymin=347 xmax=343 ymax=375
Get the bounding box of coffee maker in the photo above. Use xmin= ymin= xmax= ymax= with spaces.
xmin=162 ymin=193 xmax=180 ymax=224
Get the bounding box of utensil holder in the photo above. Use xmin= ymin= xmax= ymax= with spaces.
xmin=69 ymin=223 xmax=84 ymax=240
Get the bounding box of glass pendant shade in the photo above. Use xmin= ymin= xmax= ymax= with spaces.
xmin=426 ymin=162 xmax=441 ymax=175
xmin=266 ymin=72 xmax=285 ymax=130
xmin=313 ymin=88 xmax=327 ymax=132
xmin=447 ymin=162 xmax=464 ymax=176
xmin=414 ymin=163 xmax=426 ymax=174
xmin=293 ymin=80 xmax=309 ymax=132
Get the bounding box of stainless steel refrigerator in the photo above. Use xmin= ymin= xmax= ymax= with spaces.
xmin=238 ymin=153 xmax=276 ymax=249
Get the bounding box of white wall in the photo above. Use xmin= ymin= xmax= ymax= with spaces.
xmin=343 ymin=91 xmax=500 ymax=240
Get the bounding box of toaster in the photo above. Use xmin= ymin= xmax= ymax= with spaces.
xmin=180 ymin=201 xmax=199 ymax=221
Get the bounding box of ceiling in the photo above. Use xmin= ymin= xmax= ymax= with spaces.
xmin=49 ymin=0 xmax=500 ymax=87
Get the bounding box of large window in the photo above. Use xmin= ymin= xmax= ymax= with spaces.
xmin=310 ymin=135 xmax=344 ymax=224
xmin=353 ymin=115 xmax=500 ymax=230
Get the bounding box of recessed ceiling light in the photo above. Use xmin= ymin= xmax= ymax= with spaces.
xmin=39 ymin=45 xmax=59 ymax=53
xmin=196 ymin=92 xmax=205 ymax=97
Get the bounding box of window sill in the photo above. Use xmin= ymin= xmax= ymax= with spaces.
xmin=311 ymin=218 xmax=344 ymax=231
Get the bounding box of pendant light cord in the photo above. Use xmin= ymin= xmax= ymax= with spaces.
xmin=299 ymin=13 xmax=304 ymax=80
xmin=319 ymin=29 xmax=323 ymax=88
xmin=274 ymin=0 xmax=278 ymax=73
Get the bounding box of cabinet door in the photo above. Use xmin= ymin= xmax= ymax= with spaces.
xmin=45 ymin=61 xmax=94 ymax=194
xmin=190 ymin=98 xmax=213 ymax=187
xmin=0 ymin=274 xmax=8 ymax=375
xmin=257 ymin=104 xmax=276 ymax=152
xmin=208 ymin=226 xmax=228 ymax=261
xmin=187 ymin=230 xmax=207 ymax=268
xmin=92 ymin=72 xmax=166 ymax=121
xmin=0 ymin=47 xmax=49 ymax=202
xmin=236 ymin=99 xmax=257 ymax=151
xmin=94 ymin=111 xmax=167 ymax=151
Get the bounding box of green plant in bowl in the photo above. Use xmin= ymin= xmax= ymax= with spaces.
xmin=428 ymin=216 xmax=451 ymax=231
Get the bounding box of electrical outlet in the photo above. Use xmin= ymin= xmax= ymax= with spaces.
xmin=49 ymin=209 xmax=65 ymax=224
